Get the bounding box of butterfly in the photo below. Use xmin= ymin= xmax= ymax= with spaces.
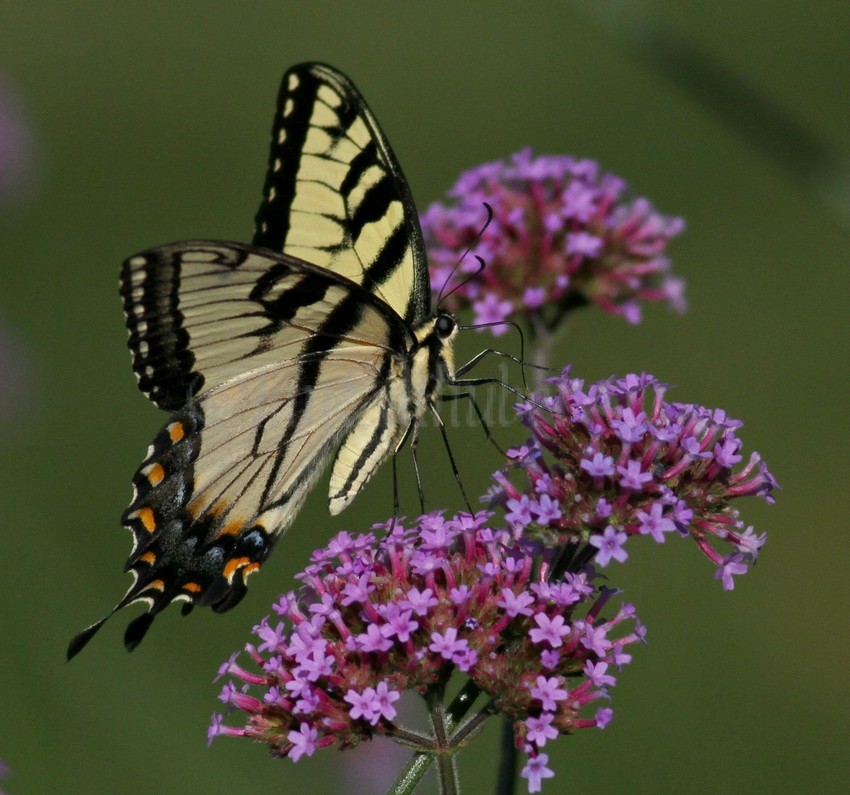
xmin=67 ymin=62 xmax=493 ymax=659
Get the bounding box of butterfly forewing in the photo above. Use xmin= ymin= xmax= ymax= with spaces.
xmin=253 ymin=62 xmax=430 ymax=327
xmin=121 ymin=243 xmax=407 ymax=409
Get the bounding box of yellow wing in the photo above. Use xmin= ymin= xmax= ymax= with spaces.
xmin=253 ymin=62 xmax=431 ymax=326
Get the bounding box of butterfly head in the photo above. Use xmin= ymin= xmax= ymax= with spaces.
xmin=407 ymin=311 xmax=459 ymax=399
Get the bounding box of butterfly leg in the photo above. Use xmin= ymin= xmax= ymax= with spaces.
xmin=440 ymin=391 xmax=507 ymax=456
xmin=428 ymin=404 xmax=473 ymax=513
xmin=456 ymin=348 xmax=524 ymax=391
xmin=454 ymin=335 xmax=554 ymax=391
xmin=451 ymin=374 xmax=557 ymax=415
xmin=391 ymin=453 xmax=401 ymax=528
xmin=388 ymin=420 xmax=418 ymax=528
xmin=455 ymin=346 xmax=527 ymax=375
xmin=410 ymin=433 xmax=426 ymax=514
xmin=450 ymin=374 xmax=530 ymax=403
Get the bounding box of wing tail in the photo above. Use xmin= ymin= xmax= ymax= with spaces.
xmin=67 ymin=616 xmax=110 ymax=661
xmin=66 ymin=573 xmax=161 ymax=660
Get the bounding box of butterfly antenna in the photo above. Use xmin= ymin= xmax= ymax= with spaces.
xmin=436 ymin=202 xmax=494 ymax=308
xmin=440 ymin=255 xmax=487 ymax=309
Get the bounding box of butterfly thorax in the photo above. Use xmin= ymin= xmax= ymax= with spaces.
xmin=404 ymin=311 xmax=457 ymax=417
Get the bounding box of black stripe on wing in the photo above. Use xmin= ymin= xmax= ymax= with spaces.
xmin=121 ymin=251 xmax=218 ymax=410
xmin=252 ymin=67 xmax=321 ymax=252
xmin=249 ymin=265 xmax=330 ymax=336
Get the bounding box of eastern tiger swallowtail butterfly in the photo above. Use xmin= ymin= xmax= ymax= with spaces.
xmin=68 ymin=62 xmax=487 ymax=659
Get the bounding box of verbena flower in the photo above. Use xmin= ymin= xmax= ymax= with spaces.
xmin=421 ymin=148 xmax=685 ymax=332
xmin=209 ymin=512 xmax=643 ymax=792
xmin=491 ymin=369 xmax=777 ymax=589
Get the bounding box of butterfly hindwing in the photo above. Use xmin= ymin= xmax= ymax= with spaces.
xmin=253 ymin=62 xmax=430 ymax=327
xmin=328 ymin=380 xmax=406 ymax=516
xmin=69 ymin=242 xmax=418 ymax=654
xmin=120 ymin=335 xmax=391 ymax=622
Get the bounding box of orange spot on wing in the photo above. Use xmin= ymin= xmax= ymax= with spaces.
xmin=209 ymin=501 xmax=227 ymax=518
xmin=138 ymin=551 xmax=157 ymax=565
xmin=147 ymin=463 xmax=165 ymax=485
xmin=223 ymin=556 xmax=250 ymax=582
xmin=216 ymin=520 xmax=243 ymax=539
xmin=147 ymin=579 xmax=165 ymax=592
xmin=136 ymin=507 xmax=156 ymax=532
xmin=183 ymin=582 xmax=202 ymax=593
xmin=168 ymin=422 xmax=185 ymax=442
xmin=242 ymin=562 xmax=261 ymax=581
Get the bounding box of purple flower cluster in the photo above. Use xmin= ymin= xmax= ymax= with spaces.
xmin=421 ymin=148 xmax=685 ymax=332
xmin=491 ymin=369 xmax=777 ymax=589
xmin=210 ymin=513 xmax=643 ymax=791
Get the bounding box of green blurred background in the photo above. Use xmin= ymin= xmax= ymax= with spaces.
xmin=1 ymin=2 xmax=847 ymax=793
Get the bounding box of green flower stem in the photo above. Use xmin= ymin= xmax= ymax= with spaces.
xmin=449 ymin=698 xmax=497 ymax=748
xmin=495 ymin=718 xmax=518 ymax=795
xmin=389 ymin=727 xmax=437 ymax=752
xmin=386 ymin=680 xmax=483 ymax=795
xmin=528 ymin=316 xmax=555 ymax=388
xmin=387 ymin=751 xmax=432 ymax=795
xmin=428 ymin=692 xmax=459 ymax=795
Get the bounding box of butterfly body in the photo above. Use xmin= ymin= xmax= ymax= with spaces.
xmin=68 ymin=63 xmax=458 ymax=658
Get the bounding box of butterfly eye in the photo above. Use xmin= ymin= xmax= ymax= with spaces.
xmin=436 ymin=314 xmax=455 ymax=338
